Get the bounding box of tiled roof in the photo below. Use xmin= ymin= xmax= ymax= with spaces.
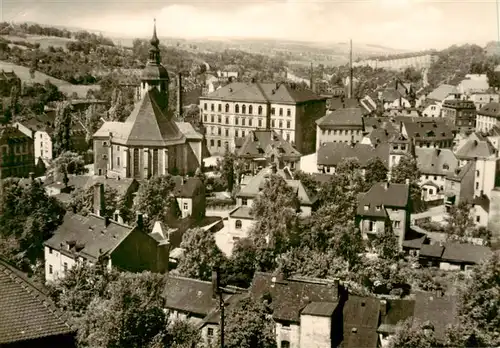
xmin=367 ymin=126 xmax=399 ymax=145
xmin=174 ymin=177 xmax=203 ymax=198
xmin=455 ymin=133 xmax=497 ymax=159
xmin=378 ymin=299 xmax=416 ymax=334
xmin=84 ymin=176 xmax=137 ymax=197
xmin=415 ymin=148 xmax=459 ymax=176
xmin=402 ymin=235 xmax=426 ymax=249
xmin=249 ymin=272 xmax=339 ymax=323
xmin=402 ymin=120 xmax=454 ymax=141
xmin=357 ymin=182 xmax=409 ymax=217
xmin=163 ymin=275 xmax=232 ymax=316
xmin=175 ymin=122 xmax=203 ymax=140
xmin=201 ymin=82 xmax=326 ymax=105
xmin=442 ymin=99 xmax=476 ymax=109
xmin=441 ymin=242 xmax=492 ymax=264
xmin=237 ymin=129 xmax=301 ymax=159
xmin=381 ymin=88 xmax=402 ymax=102
xmin=459 ymin=79 xmax=489 ymax=92
xmin=44 ymin=213 xmax=134 ymax=262
xmin=301 ymin=301 xmax=337 ymax=317
xmin=412 ymin=291 xmax=458 ymax=341
xmin=446 ymin=161 xmax=474 ymax=181
xmin=328 ymin=97 xmax=360 ymax=111
xmin=317 ymin=142 xmax=389 ymax=168
xmin=316 ymin=107 xmax=364 ymax=128
xmin=426 ymin=84 xmax=458 ymax=102
xmin=342 ymin=295 xmax=380 ymax=348
xmin=0 ymin=259 xmax=74 ymax=344
xmin=419 ymin=244 xmax=444 ymax=258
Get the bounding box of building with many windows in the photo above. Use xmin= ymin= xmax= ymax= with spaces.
xmin=476 ymin=102 xmax=500 ymax=133
xmin=199 ymin=82 xmax=326 ymax=155
xmin=315 ymin=107 xmax=364 ymax=149
xmin=0 ymin=125 xmax=34 ymax=178
xmin=441 ymin=99 xmax=476 ymax=133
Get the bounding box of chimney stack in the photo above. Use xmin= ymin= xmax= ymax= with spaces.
xmin=380 ymin=299 xmax=388 ymax=316
xmin=29 ymin=172 xmax=34 ymax=181
xmin=385 ymin=182 xmax=390 ymax=190
xmin=136 ymin=212 xmax=144 ymax=230
xmin=405 ymin=178 xmax=410 ymax=185
xmin=93 ymin=183 xmax=105 ymax=217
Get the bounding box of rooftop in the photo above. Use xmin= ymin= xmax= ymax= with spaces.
xmin=478 ymin=102 xmax=500 ymax=118
xmin=316 ymin=107 xmax=364 ymax=128
xmin=237 ymin=129 xmax=301 ymax=159
xmin=455 ymin=133 xmax=497 ymax=159
xmin=426 ymin=84 xmax=458 ymax=102
xmin=414 ymin=148 xmax=459 ymax=176
xmin=357 ymin=182 xmax=410 ymax=217
xmin=402 ymin=120 xmax=454 ymax=141
xmin=412 ymin=291 xmax=458 ymax=341
xmin=317 ymin=142 xmax=389 ymax=168
xmin=442 ymin=99 xmax=476 ymax=109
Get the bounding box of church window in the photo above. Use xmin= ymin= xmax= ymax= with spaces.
xmin=218 ymin=104 xmax=222 ymax=112
xmin=225 ymin=104 xmax=229 ymax=112
xmin=258 ymin=106 xmax=263 ymax=115
xmin=235 ymin=104 xmax=240 ymax=113
xmin=249 ymin=105 xmax=253 ymax=114
xmin=211 ymin=104 xmax=214 ymax=111
xmin=242 ymin=105 xmax=246 ymax=114
xmin=153 ymin=149 xmax=159 ymax=176
xmin=242 ymin=118 xmax=246 ymax=126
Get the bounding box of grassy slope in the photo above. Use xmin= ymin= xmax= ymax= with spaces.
xmin=1 ymin=34 xmax=74 ymax=50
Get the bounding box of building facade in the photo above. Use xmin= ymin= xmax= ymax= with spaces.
xmin=441 ymin=99 xmax=476 ymax=133
xmin=476 ymin=102 xmax=500 ymax=133
xmin=315 ymin=107 xmax=364 ymax=149
xmin=0 ymin=125 xmax=34 ymax=178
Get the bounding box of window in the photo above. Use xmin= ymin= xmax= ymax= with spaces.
xmin=102 ymin=154 xmax=108 ymax=160
xmin=210 ymin=139 xmax=215 ymax=147
xmin=394 ymin=220 xmax=401 ymax=228
xmin=49 ymin=265 xmax=53 ymax=274
xmin=279 ymin=120 xmax=283 ymax=128
xmin=217 ymin=140 xmax=221 ymax=147
xmin=183 ymin=202 xmax=188 ymax=210
xmin=476 ymin=182 xmax=479 ymax=189
xmin=218 ymin=115 xmax=222 ymax=123
xmin=218 ymin=127 xmax=222 ymax=136
xmin=242 ymin=105 xmax=246 ymax=114
xmin=49 ymin=247 xmax=53 ymax=254
xmin=117 ymin=157 xmax=120 ymax=166
xmin=63 ymin=262 xmax=68 ymax=272
xmin=235 ymin=220 xmax=242 ymax=229
xmin=258 ymin=106 xmax=263 ymax=115
xmin=249 ymin=119 xmax=253 ymax=126
xmin=271 ymin=107 xmax=275 ymax=115
xmin=225 ymin=117 xmax=229 ymax=124
xmin=218 ymin=104 xmax=222 ymax=112
xmin=242 ymin=198 xmax=248 ymax=206
xmin=242 ymin=131 xmax=245 ymax=137
xmin=211 ymin=104 xmax=214 ymax=111
xmin=204 ymin=103 xmax=207 ymax=110
xmin=235 ymin=130 xmax=239 ymax=137
xmin=364 ymin=205 xmax=369 ymax=211
xmin=279 ymin=108 xmax=283 ymax=116
xmin=208 ymin=328 xmax=214 ymax=337
xmin=103 ymin=141 xmax=108 ymax=147
xmin=287 ymin=109 xmax=291 ymax=116
xmin=434 ymin=176 xmax=437 ymax=180
xmin=375 ymin=205 xmax=381 ymax=211
xmin=281 ymin=340 xmax=291 ymax=348
xmin=225 ymin=104 xmax=229 ymax=112
xmin=235 ymin=104 xmax=240 ymax=113
xmin=287 ymin=121 xmax=291 ymax=128
xmin=204 ymin=114 xmax=207 ymax=122
xmin=235 ymin=118 xmax=239 ymax=125
xmin=211 ymin=115 xmax=214 ymax=122
xmin=286 ymin=133 xmax=290 ymax=141
xmin=368 ymin=220 xmax=374 ymax=231
xmin=258 ymin=119 xmax=262 ymax=127
xmin=429 ymin=189 xmax=434 ymax=195
xmin=476 ymin=170 xmax=480 ymax=177
xmin=476 ymin=216 xmax=480 ymax=223
xmin=225 ymin=129 xmax=229 ymax=136
xmin=249 ymin=105 xmax=253 ymax=114
xmin=242 ymin=118 xmax=246 ymax=126
xmin=272 ymin=120 xmax=275 ymax=127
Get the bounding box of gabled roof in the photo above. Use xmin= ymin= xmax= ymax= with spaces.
xmin=316 ymin=107 xmax=364 ymax=128
xmin=446 ymin=161 xmax=474 ymax=181
xmin=415 ymin=148 xmax=459 ymax=176
xmin=176 ymin=122 xmax=203 ymax=140
xmin=317 ymin=142 xmax=389 ymax=168
xmin=426 ymin=84 xmax=458 ymax=102
xmin=402 ymin=120 xmax=454 ymax=141
xmin=381 ymin=88 xmax=402 ymax=102
xmin=419 ymin=244 xmax=445 ymax=258
xmin=342 ymin=295 xmax=380 ymax=348
xmin=441 ymin=242 xmax=492 ymax=264
xmin=249 ymin=272 xmax=339 ymax=323
xmin=44 ymin=213 xmax=134 ymax=262
xmin=201 ymin=82 xmax=326 ymax=105
xmin=357 ymin=182 xmax=409 ymax=217
xmin=237 ymin=129 xmax=301 ymax=159
xmin=455 ymin=132 xmax=497 ymax=159
xmin=0 ymin=259 xmax=74 ymax=344
xmin=367 ymin=126 xmax=399 ymax=145
xmin=459 ymin=78 xmax=489 ymax=92
xmin=174 ymin=177 xmax=203 ymax=198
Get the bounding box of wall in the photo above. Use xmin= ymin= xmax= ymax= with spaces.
xmin=476 ymin=114 xmax=500 ymax=133
xmin=296 ymin=100 xmax=327 ymax=155
xmin=474 ymin=158 xmax=498 ymax=198
xmin=276 ymin=322 xmax=301 ymax=348
xmin=387 ymin=207 xmax=409 ymax=245
xmin=316 ymin=127 xmax=363 ymax=149
xmin=439 ymin=262 xmax=462 ymax=271
xmin=422 ymin=104 xmax=441 ymax=118
xmin=177 ymin=197 xmax=192 ymax=218
xmin=35 ymin=131 xmax=53 ymax=161
xmin=44 ymin=246 xmax=77 ymax=282
xmin=487 ymin=188 xmax=500 ymax=246
xmin=473 ymin=204 xmax=489 ymax=227
xmin=228 ymin=216 xmax=255 ymax=241
xmin=299 ymin=314 xmax=332 ymax=348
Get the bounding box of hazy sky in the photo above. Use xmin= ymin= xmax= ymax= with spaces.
xmin=3 ymin=0 xmax=500 ymax=50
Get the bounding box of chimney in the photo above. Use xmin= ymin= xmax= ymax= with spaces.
xmin=104 ymin=216 xmax=110 ymax=227
xmin=385 ymin=182 xmax=390 ymax=190
xmin=29 ymin=172 xmax=34 ymax=181
xmin=177 ymin=72 xmax=183 ymax=119
xmin=136 ymin=212 xmax=144 ymax=230
xmin=93 ymin=183 xmax=105 ymax=217
xmin=380 ymin=299 xmax=388 ymax=316
xmin=212 ymin=269 xmax=220 ymax=299
xmin=405 ymin=178 xmax=410 ymax=185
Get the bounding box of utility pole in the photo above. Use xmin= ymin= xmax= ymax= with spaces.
xmin=212 ymin=268 xmax=224 ymax=348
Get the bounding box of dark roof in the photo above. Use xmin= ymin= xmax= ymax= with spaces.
xmin=84 ymin=176 xmax=137 ymax=197
xmin=419 ymin=244 xmax=445 ymax=258
xmin=328 ymin=97 xmax=360 ymax=111
xmin=378 ymin=299 xmax=416 ymax=334
xmin=478 ymin=102 xmax=500 ymax=118
xmin=237 ymin=129 xmax=301 ymax=159
xmin=455 ymin=133 xmax=497 ymax=159
xmin=357 ymin=182 xmax=409 ymax=217
xmin=412 ymin=291 xmax=458 ymax=341
xmin=0 ymin=126 xmax=32 ymax=142
xmin=446 ymin=161 xmax=474 ymax=181
xmin=441 ymin=243 xmax=493 ymax=264
xmin=442 ymin=99 xmax=476 ymax=109
xmin=402 ymin=236 xmax=426 ymax=249
xmin=317 ymin=142 xmax=389 ymax=168
xmin=301 ymin=301 xmax=337 ymax=317
xmin=174 ymin=177 xmax=203 ymax=198
xmin=229 ymin=206 xmax=253 ymax=219
xmin=249 ymin=272 xmax=339 ymax=323
xmin=163 ymin=276 xmax=232 ymax=316
xmin=380 ymin=88 xmax=402 ymax=102
xmin=44 ymin=213 xmax=134 ymax=262
xmin=201 ymin=82 xmax=326 ymax=105
xmin=342 ymin=295 xmax=380 ymax=348
xmin=415 ymin=148 xmax=459 ymax=176
xmin=367 ymin=126 xmax=399 ymax=145
xmin=0 ymin=259 xmax=74 ymax=344
xmin=473 ymin=194 xmax=490 ymax=212
xmin=403 ymin=120 xmax=454 ymax=141
xmin=316 ymin=108 xmax=364 ymax=128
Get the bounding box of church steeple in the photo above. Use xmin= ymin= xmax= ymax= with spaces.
xmin=148 ymin=19 xmax=161 ymax=65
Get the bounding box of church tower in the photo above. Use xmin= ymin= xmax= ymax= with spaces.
xmin=140 ymin=19 xmax=170 ymax=107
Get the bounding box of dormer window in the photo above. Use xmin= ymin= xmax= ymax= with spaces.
xmin=376 ymin=205 xmax=381 ymax=211
xmin=364 ymin=205 xmax=369 ymax=211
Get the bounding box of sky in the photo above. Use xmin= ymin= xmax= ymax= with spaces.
xmin=2 ymin=0 xmax=500 ymax=50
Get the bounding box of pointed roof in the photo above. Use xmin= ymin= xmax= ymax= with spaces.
xmin=150 ymin=18 xmax=160 ymax=47
xmin=124 ymin=88 xmax=185 ymax=146
xmin=142 ymin=20 xmax=168 ymax=82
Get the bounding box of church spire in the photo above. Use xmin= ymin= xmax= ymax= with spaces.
xmin=148 ymin=19 xmax=161 ymax=64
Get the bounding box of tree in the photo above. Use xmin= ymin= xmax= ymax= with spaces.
xmin=53 ymin=101 xmax=73 ymax=157
xmin=374 ymin=224 xmax=400 ymax=261
xmin=217 ymin=148 xmax=236 ymax=192
xmin=9 ymin=84 xmax=20 ymax=115
xmin=388 ymin=318 xmax=443 ymax=348
xmin=69 ymin=184 xmax=120 ymax=217
xmin=293 ymin=170 xmax=319 ymax=195
xmin=165 ymin=320 xmax=201 ymax=348
xmin=444 ymin=201 xmax=475 ymax=241
xmin=447 ymin=252 xmax=500 ymax=347
xmin=391 ymin=155 xmax=423 ymax=212
xmin=176 ymin=227 xmax=227 ymax=281
xmin=223 ymin=297 xmax=276 ymax=348
xmin=133 ymin=175 xmax=180 ymax=228
xmin=365 ymin=157 xmax=388 ymax=188
xmin=48 ymin=151 xmax=87 ymax=188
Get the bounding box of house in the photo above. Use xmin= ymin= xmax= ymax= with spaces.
xmin=468 ymin=92 xmax=499 ymax=111
xmin=401 ymin=119 xmax=455 ymax=149
xmin=388 ymin=134 xmax=411 ymax=171
xmin=0 ymin=69 xmax=21 ymax=97
xmin=315 ymin=107 xmax=364 ymax=149
xmin=93 ymin=24 xmax=203 ymax=178
xmin=377 ymin=298 xmax=416 ymax=346
xmin=0 ymin=125 xmax=35 ymax=179
xmin=422 ymin=102 xmax=441 ymax=118
xmin=457 ymin=76 xmax=489 ymax=95
xmin=418 ymin=242 xmax=493 ymax=270
xmin=316 ymin=142 xmax=389 ymax=175
xmin=425 ymin=84 xmax=458 ymax=104
xmin=199 ymin=81 xmax=327 ymax=155
xmin=476 ymin=102 xmax=500 ymax=133
xmin=415 ymin=148 xmax=459 ymax=202
xmin=173 ymin=177 xmax=205 ymax=220
xmin=444 ymin=161 xmax=475 ymax=207
xmin=14 ymin=114 xmax=55 ymax=166
xmin=361 ymin=124 xmax=399 ymax=147
xmin=441 ymin=99 xmax=476 ymax=133
xmin=44 ymin=184 xmax=171 ymax=282
xmin=0 ymin=259 xmax=76 ymax=347
xmin=236 ymin=129 xmax=301 ymax=171
xmin=356 ymin=181 xmax=411 ymax=248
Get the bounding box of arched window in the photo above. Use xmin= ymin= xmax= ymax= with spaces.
xmin=258 ymin=105 xmax=263 ymax=115
xmin=225 ymin=104 xmax=229 ymax=112
xmin=249 ymin=105 xmax=253 ymax=114
xmin=242 ymin=105 xmax=246 ymax=114
xmin=235 ymin=104 xmax=240 ymax=113
xmin=235 ymin=220 xmax=242 ymax=229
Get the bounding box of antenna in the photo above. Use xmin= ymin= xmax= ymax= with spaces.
xmin=349 ymin=39 xmax=353 ymax=99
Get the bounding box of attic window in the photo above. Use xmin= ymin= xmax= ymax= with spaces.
xmin=443 ymin=164 xmax=449 ymax=170
xmin=375 ymin=206 xmax=381 ymax=211
xmin=352 ymin=328 xmax=358 ymax=333
xmin=364 ymin=205 xmax=369 ymax=211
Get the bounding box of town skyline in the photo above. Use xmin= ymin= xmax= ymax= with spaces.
xmin=3 ymin=0 xmax=500 ymax=51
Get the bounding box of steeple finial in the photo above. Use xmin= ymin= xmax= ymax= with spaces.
xmin=150 ymin=18 xmax=159 ymax=47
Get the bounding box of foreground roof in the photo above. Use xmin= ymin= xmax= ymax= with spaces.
xmin=0 ymin=259 xmax=74 ymax=344
xmin=357 ymin=182 xmax=410 ymax=216
xmin=237 ymin=129 xmax=301 ymax=159
xmin=412 ymin=291 xmax=458 ymax=341
xmin=317 ymin=142 xmax=389 ymax=168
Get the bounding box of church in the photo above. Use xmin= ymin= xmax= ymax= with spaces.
xmin=93 ymin=22 xmax=203 ymax=179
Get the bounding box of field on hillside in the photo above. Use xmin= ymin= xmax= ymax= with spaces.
xmin=1 ymin=34 xmax=74 ymax=50
xmin=0 ymin=60 xmax=100 ymax=98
